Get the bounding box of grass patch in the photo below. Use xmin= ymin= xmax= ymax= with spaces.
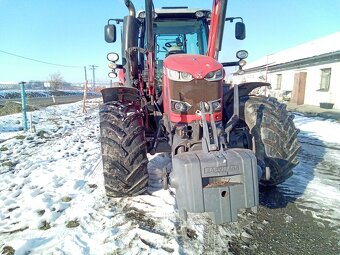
xmin=0 ymin=101 xmax=37 ymax=117
xmin=66 ymin=219 xmax=80 ymax=228
xmin=0 ymin=146 xmax=8 ymax=151
xmin=39 ymin=220 xmax=51 ymax=230
xmin=2 ymin=161 xmax=14 ymax=168
xmin=15 ymin=135 xmax=26 ymax=140
xmin=2 ymin=246 xmax=15 ymax=255
xmin=61 ymin=196 xmax=72 ymax=202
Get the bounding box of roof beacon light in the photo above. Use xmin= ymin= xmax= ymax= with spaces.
xmin=195 ymin=11 xmax=204 ymax=18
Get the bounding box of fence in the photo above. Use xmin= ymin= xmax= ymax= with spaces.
xmin=0 ymin=87 xmax=101 ymax=127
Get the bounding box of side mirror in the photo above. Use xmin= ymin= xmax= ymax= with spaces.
xmin=235 ymin=22 xmax=246 ymax=40
xmin=104 ymin=24 xmax=116 ymax=43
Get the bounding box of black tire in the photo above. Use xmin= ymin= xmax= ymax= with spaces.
xmin=239 ymin=96 xmax=301 ymax=186
xmin=99 ymin=101 xmax=148 ymax=197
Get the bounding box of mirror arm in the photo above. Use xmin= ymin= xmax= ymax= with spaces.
xmin=225 ymin=17 xmax=243 ymax=23
xmin=108 ymin=18 xmax=124 ymax=25
xmin=222 ymin=61 xmax=240 ymax=67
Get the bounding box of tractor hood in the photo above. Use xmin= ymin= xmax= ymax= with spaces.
xmin=164 ymin=54 xmax=223 ymax=79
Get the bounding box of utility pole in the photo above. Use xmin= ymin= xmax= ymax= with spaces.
xmin=88 ymin=65 xmax=98 ymax=89
xmin=82 ymin=66 xmax=88 ymax=113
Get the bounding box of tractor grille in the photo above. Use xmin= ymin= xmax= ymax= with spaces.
xmin=169 ymin=79 xmax=221 ymax=115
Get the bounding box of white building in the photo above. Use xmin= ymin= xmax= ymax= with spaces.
xmin=234 ymin=32 xmax=340 ymax=109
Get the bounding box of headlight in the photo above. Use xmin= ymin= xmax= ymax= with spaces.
xmin=108 ymin=72 xmax=117 ymax=79
xmin=236 ymin=50 xmax=248 ymax=60
xmin=171 ymin=100 xmax=192 ymax=113
xmin=211 ymin=99 xmax=222 ymax=112
xmin=167 ymin=68 xmax=193 ymax=82
xmin=205 ymin=69 xmax=224 ymax=81
xmin=107 ymin=52 xmax=119 ymax=62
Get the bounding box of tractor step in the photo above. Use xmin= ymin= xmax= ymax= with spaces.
xmin=170 ymin=148 xmax=258 ymax=224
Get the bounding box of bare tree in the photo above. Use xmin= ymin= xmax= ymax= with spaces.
xmin=49 ymin=72 xmax=64 ymax=91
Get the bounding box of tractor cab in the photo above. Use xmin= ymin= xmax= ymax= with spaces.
xmin=147 ymin=8 xmax=210 ymax=61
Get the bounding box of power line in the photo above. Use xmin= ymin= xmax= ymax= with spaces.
xmin=88 ymin=65 xmax=99 ymax=87
xmin=0 ymin=49 xmax=83 ymax=68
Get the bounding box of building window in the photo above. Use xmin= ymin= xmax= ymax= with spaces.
xmin=320 ymin=68 xmax=331 ymax=91
xmin=276 ymin=74 xmax=282 ymax=89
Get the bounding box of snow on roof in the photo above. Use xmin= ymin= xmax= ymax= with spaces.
xmin=245 ymin=32 xmax=340 ymax=70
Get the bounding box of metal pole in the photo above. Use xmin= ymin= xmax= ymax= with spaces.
xmin=265 ymin=55 xmax=269 ymax=96
xmin=20 ymin=81 xmax=28 ymax=131
xmin=88 ymin=65 xmax=98 ymax=89
xmin=84 ymin=65 xmax=88 ymax=81
xmin=92 ymin=66 xmax=95 ymax=87
xmin=82 ymin=66 xmax=88 ymax=113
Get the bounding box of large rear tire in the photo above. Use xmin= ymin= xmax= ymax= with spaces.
xmin=239 ymin=96 xmax=300 ymax=186
xmin=99 ymin=101 xmax=148 ymax=197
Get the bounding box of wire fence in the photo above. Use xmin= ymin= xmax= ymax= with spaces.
xmin=0 ymin=85 xmax=102 ymax=120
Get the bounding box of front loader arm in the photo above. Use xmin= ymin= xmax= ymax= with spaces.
xmin=207 ymin=0 xmax=228 ymax=59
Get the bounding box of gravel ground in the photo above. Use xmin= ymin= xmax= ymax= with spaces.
xmin=234 ymin=200 xmax=340 ymax=255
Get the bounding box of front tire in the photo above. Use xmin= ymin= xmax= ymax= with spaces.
xmin=99 ymin=101 xmax=148 ymax=197
xmin=239 ymin=96 xmax=300 ymax=186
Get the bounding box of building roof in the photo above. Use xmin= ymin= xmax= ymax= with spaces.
xmin=245 ymin=32 xmax=340 ymax=70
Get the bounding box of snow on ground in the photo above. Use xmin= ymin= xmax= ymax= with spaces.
xmin=1 ymin=100 xmax=339 ymax=254
xmin=294 ymin=114 xmax=340 ymax=145
xmin=286 ymin=114 xmax=340 ymax=232
xmin=0 ymin=99 xmax=252 ymax=255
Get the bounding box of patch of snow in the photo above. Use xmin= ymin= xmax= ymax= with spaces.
xmin=0 ymin=99 xmax=251 ymax=254
xmin=1 ymin=99 xmax=338 ymax=253
xmin=286 ymin=114 xmax=340 ymax=233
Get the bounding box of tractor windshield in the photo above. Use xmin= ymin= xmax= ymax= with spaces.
xmin=154 ymin=19 xmax=208 ymax=62
xmin=152 ymin=18 xmax=208 ymax=96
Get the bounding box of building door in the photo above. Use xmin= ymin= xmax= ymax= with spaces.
xmin=292 ymin=72 xmax=307 ymax=105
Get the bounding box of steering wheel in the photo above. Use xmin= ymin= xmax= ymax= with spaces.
xmin=165 ymin=41 xmax=183 ymax=48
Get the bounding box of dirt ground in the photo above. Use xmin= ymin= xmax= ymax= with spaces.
xmin=232 ymin=199 xmax=340 ymax=255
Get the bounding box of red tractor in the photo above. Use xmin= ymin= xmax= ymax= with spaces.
xmin=100 ymin=0 xmax=300 ymax=223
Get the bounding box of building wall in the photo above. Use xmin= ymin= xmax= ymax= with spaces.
xmin=302 ymin=62 xmax=340 ymax=109
xmin=236 ymin=61 xmax=340 ymax=109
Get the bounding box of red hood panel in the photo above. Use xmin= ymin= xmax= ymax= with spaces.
xmin=163 ymin=54 xmax=223 ymax=79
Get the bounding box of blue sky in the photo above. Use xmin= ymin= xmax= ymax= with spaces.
xmin=0 ymin=0 xmax=339 ymax=84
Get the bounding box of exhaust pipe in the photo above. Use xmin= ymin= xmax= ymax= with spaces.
xmin=124 ymin=0 xmax=136 ymax=17
xmin=145 ymin=0 xmax=154 ymax=52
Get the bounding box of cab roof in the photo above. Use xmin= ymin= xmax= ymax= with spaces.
xmin=137 ymin=8 xmax=211 ymax=20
